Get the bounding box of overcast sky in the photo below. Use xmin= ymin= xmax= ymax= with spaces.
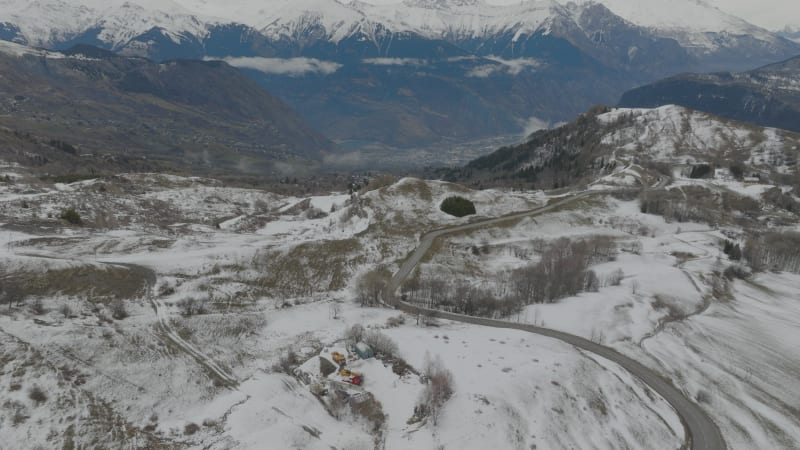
xmin=704 ymin=0 xmax=800 ymax=29
xmin=355 ymin=0 xmax=799 ymax=30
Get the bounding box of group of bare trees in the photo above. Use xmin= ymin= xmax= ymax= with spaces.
xmin=744 ymin=231 xmax=800 ymax=273
xmin=416 ymin=353 xmax=454 ymax=426
xmin=639 ymin=187 xmax=722 ymax=224
xmin=402 ymin=236 xmax=618 ymax=319
xmin=509 ymin=237 xmax=616 ymax=304
xmin=354 ymin=268 xmax=391 ymax=307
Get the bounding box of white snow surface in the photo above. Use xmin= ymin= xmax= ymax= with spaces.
xmin=2 ymin=168 xmax=799 ymax=449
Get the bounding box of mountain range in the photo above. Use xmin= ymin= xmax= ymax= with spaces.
xmin=0 ymin=40 xmax=330 ymax=175
xmin=619 ymin=55 xmax=800 ymax=135
xmin=1 ymin=0 xmax=798 ymax=151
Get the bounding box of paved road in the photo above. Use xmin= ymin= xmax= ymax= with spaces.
xmin=386 ymin=190 xmax=726 ymax=450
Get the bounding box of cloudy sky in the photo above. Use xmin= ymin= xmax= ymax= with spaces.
xmin=355 ymin=0 xmax=799 ymax=30
xmin=704 ymin=0 xmax=800 ymax=29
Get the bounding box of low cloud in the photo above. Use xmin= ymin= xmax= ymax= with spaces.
xmin=362 ymin=57 xmax=428 ymax=66
xmin=467 ymin=57 xmax=542 ymax=78
xmin=521 ymin=116 xmax=566 ymax=138
xmin=214 ymin=56 xmax=342 ymax=77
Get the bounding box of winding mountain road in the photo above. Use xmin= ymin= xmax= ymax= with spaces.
xmin=386 ymin=189 xmax=726 ymax=450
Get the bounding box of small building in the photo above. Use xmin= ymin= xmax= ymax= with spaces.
xmin=354 ymin=342 xmax=374 ymax=359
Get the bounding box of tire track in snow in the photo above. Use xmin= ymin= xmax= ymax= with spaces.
xmin=149 ymin=295 xmax=238 ymax=388
xmin=10 ymin=252 xmax=238 ymax=388
xmin=111 ymin=262 xmax=240 ymax=389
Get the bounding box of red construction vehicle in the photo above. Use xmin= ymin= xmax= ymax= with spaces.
xmin=339 ymin=369 xmax=363 ymax=386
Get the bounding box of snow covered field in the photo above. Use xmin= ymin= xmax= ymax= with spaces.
xmin=0 ymin=163 xmax=798 ymax=449
xmin=418 ymin=171 xmax=800 ymax=449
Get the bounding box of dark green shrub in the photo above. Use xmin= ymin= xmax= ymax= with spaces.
xmin=723 ymin=240 xmax=742 ymax=261
xmin=60 ymin=208 xmax=82 ymax=225
xmin=729 ymin=164 xmax=744 ymax=180
xmin=440 ymin=196 xmax=476 ymax=218
xmin=689 ymin=164 xmax=713 ymax=179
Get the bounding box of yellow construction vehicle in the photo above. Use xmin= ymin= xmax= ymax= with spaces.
xmin=339 ymin=369 xmax=363 ymax=386
xmin=332 ymin=352 xmax=346 ymax=365
xmin=339 ymin=369 xmax=359 ymax=377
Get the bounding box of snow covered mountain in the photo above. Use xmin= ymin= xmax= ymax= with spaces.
xmin=578 ymin=0 xmax=798 ymax=70
xmin=457 ymin=104 xmax=800 ymax=186
xmin=0 ymin=0 xmax=795 ymax=68
xmin=0 ymin=40 xmax=331 ymax=173
xmin=778 ymin=26 xmax=800 ymax=44
xmin=619 ymin=54 xmax=800 ymax=135
xmin=1 ymin=0 xmax=797 ymax=150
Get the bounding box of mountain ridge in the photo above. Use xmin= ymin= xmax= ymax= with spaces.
xmin=0 ymin=40 xmax=331 ymax=175
xmin=618 ymin=55 xmax=800 ymax=135
xmin=445 ymin=104 xmax=800 ymax=188
xmin=0 ymin=0 xmax=795 ymax=69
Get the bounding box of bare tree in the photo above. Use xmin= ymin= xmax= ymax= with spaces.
xmin=608 ymin=269 xmax=625 ymax=286
xmin=584 ymin=270 xmax=600 ymax=292
xmin=177 ymin=296 xmax=208 ymax=316
xmin=344 ymin=323 xmax=365 ymax=343
xmin=417 ymin=353 xmax=454 ymax=426
xmin=355 ymin=269 xmax=390 ymax=307
xmin=59 ymin=303 xmax=72 ymax=318
xmin=363 ymin=330 xmax=399 ymax=357
xmin=329 ymin=301 xmax=341 ymax=320
xmin=29 ymin=298 xmax=46 ymax=315
xmin=1 ymin=282 xmax=24 ymax=310
xmin=109 ymin=298 xmax=128 ymax=320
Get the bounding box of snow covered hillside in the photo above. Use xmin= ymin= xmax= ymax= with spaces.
xmin=461 ymin=104 xmax=800 ymax=188
xmin=1 ymin=132 xmax=799 ymax=450
xmin=413 ymin=163 xmax=800 ymax=449
xmin=596 ymin=106 xmax=799 ymax=171
xmin=0 ymin=165 xmax=687 ymax=449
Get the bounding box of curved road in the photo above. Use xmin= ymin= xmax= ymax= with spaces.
xmin=386 ymin=190 xmax=726 ymax=450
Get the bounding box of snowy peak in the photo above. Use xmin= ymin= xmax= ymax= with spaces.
xmin=0 ymin=0 xmax=212 ymax=48
xmin=401 ymin=0 xmax=487 ymax=9
xmin=254 ymin=0 xmax=375 ymax=43
xmin=572 ymin=0 xmax=776 ymax=42
xmin=0 ymin=0 xmax=796 ymax=70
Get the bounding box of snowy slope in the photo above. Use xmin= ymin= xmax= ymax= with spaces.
xmin=577 ymin=0 xmax=761 ymax=34
xmin=360 ymin=0 xmax=562 ymax=41
xmin=463 ymin=104 xmax=800 ymax=184
xmin=569 ymin=0 xmax=789 ymax=56
xmin=597 ymin=105 xmax=798 ymax=170
xmin=0 ymin=0 xmax=212 ymax=48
